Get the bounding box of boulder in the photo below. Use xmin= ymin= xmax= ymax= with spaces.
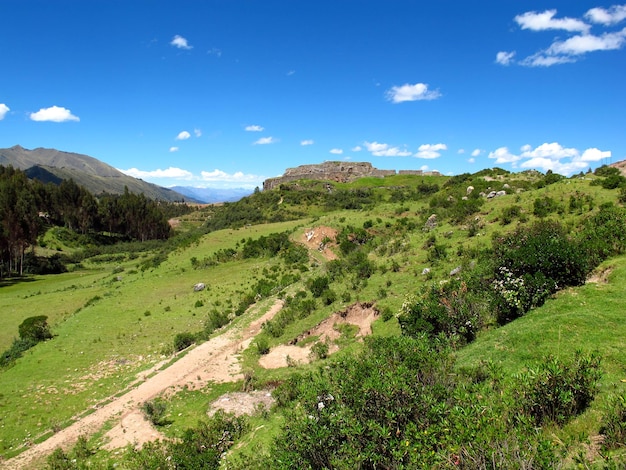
xmin=193 ymin=283 xmax=206 ymax=292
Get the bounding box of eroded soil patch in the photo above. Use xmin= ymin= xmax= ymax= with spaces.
xmin=259 ymin=302 xmax=379 ymax=369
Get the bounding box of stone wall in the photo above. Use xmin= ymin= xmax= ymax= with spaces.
xmin=263 ymin=162 xmax=441 ymax=190
xmin=262 ymin=161 xmax=395 ymax=191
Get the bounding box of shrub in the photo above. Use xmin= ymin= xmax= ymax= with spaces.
xmin=492 ymin=220 xmax=588 ymax=313
xmin=255 ymin=336 xmax=270 ymax=355
xmin=600 ymin=393 xmax=626 ymax=451
xmin=310 ymin=340 xmax=329 ymax=360
xmin=514 ymin=351 xmax=602 ymax=426
xmin=173 ymin=332 xmax=196 ymax=351
xmin=18 ymin=315 xmax=53 ymax=343
xmin=533 ymin=196 xmax=560 ymax=217
xmin=142 ymin=397 xmax=168 ymax=426
xmin=205 ymin=309 xmax=230 ymax=334
xmin=397 ymin=279 xmax=482 ymax=344
xmin=307 ymin=275 xmax=330 ymax=298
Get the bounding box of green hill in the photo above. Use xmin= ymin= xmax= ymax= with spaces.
xmin=1 ymin=165 xmax=626 ymax=469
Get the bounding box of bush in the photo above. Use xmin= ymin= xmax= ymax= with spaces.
xmin=205 ymin=309 xmax=230 ymax=334
xmin=142 ymin=398 xmax=168 ymax=426
xmin=600 ymin=393 xmax=626 ymax=451
xmin=307 ymin=275 xmax=330 ymax=298
xmin=256 ymin=336 xmax=270 ymax=355
xmin=310 ymin=340 xmax=329 ymax=360
xmin=397 ymin=279 xmax=482 ymax=344
xmin=533 ymin=196 xmax=560 ymax=217
xmin=18 ymin=315 xmax=53 ymax=343
xmin=514 ymin=351 xmax=602 ymax=426
xmin=173 ymin=332 xmax=196 ymax=351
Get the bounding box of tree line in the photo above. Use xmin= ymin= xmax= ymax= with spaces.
xmin=0 ymin=165 xmax=178 ymax=276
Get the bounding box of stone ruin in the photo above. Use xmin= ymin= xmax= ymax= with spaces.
xmin=262 ymin=161 xmax=441 ymax=191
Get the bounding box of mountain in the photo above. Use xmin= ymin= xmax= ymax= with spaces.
xmin=0 ymin=145 xmax=194 ymax=202
xmin=170 ymin=186 xmax=253 ymax=204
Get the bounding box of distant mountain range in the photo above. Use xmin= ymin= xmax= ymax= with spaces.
xmin=170 ymin=186 xmax=253 ymax=204
xmin=0 ymin=145 xmax=250 ymax=204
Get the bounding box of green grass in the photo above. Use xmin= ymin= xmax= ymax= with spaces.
xmin=1 ymin=172 xmax=625 ymax=465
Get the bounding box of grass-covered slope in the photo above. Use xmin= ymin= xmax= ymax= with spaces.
xmin=1 ymin=167 xmax=626 ymax=468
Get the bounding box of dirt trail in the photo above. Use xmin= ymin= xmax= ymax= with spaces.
xmin=4 ymin=300 xmax=284 ymax=470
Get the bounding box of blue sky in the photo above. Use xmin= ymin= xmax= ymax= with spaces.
xmin=1 ymin=1 xmax=625 ymax=189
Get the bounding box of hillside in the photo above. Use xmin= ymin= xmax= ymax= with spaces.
xmin=0 ymin=145 xmax=191 ymax=202
xmin=1 ymin=165 xmax=626 ymax=468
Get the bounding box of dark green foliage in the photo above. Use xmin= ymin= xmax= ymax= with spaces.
xmin=141 ymin=398 xmax=168 ymax=426
xmin=397 ymin=279 xmax=482 ymax=344
xmin=500 ymin=204 xmax=524 ymax=225
xmin=600 ymin=393 xmax=626 ymax=451
xmin=491 ymin=220 xmax=588 ymax=321
xmin=578 ymin=205 xmax=626 ymax=267
xmin=173 ymin=331 xmax=196 ymax=351
xmin=127 ymin=412 xmax=247 ymax=470
xmin=259 ymin=336 xmax=556 ymax=469
xmin=46 ymin=447 xmax=73 ymax=470
xmin=514 ymin=352 xmax=602 ymax=426
xmin=255 ymin=336 xmax=270 ymax=355
xmin=310 ymin=340 xmax=329 ymax=360
xmin=0 ymin=337 xmax=37 ymax=368
xmin=18 ymin=315 xmax=53 ymax=343
xmin=205 ymin=309 xmax=230 ymax=334
xmin=535 ymin=169 xmax=565 ymax=188
xmin=307 ymin=275 xmax=330 ymax=298
xmin=533 ymin=195 xmax=561 ymax=217
xmin=336 ymin=225 xmax=372 ymax=255
xmin=594 ymin=165 xmax=619 ymax=177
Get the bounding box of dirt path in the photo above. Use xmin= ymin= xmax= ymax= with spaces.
xmin=4 ymin=300 xmax=284 ymax=470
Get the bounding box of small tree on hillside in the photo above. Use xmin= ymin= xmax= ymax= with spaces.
xmin=18 ymin=315 xmax=53 ymax=343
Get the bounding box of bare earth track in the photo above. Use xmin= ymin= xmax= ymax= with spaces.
xmin=4 ymin=300 xmax=284 ymax=470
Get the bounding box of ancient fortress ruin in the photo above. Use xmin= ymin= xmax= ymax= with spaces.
xmin=263 ymin=161 xmax=441 ymax=190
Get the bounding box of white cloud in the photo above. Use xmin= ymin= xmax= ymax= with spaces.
xmin=207 ymin=47 xmax=222 ymax=57
xmin=364 ymin=141 xmax=412 ymax=157
xmin=515 ymin=9 xmax=589 ymax=32
xmin=546 ymin=28 xmax=626 ymax=56
xmin=521 ymin=142 xmax=578 ymax=159
xmin=487 ymin=147 xmax=521 ymax=164
xmin=329 ymin=148 xmax=343 ymax=155
xmin=0 ymin=103 xmax=9 ymax=119
xmin=287 ymin=70 xmax=296 ymax=76
xmin=194 ymin=128 xmax=202 ymax=137
xmin=300 ymin=139 xmax=314 ymax=146
xmin=468 ymin=158 xmax=476 ymax=164
xmin=245 ymin=125 xmax=264 ymax=132
xmin=253 ymin=136 xmax=277 ymax=145
xmin=385 ymin=83 xmax=441 ymax=103
xmin=171 ymin=35 xmax=192 ymax=50
xmin=120 ymin=167 xmax=193 ymax=179
xmin=119 ymin=166 xmax=264 ymax=189
xmin=176 ymin=130 xmax=191 ymax=140
xmin=30 ymin=105 xmax=79 ymax=122
xmin=416 ymin=143 xmax=447 ymax=159
xmin=351 ymin=145 xmax=362 ymax=152
xmin=496 ymin=51 xmax=516 ymax=65
xmin=200 ymin=169 xmax=261 ymax=183
xmin=471 ymin=149 xmax=482 ymax=157
xmin=513 ymin=7 xmax=626 ymax=67
xmin=169 ymin=146 xmax=179 ymax=152
xmin=457 ymin=149 xmax=465 ymax=154
xmin=586 ymin=5 xmax=626 ymax=25
xmin=488 ymin=142 xmax=612 ymax=175
xmin=580 ymin=147 xmax=611 ymax=161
